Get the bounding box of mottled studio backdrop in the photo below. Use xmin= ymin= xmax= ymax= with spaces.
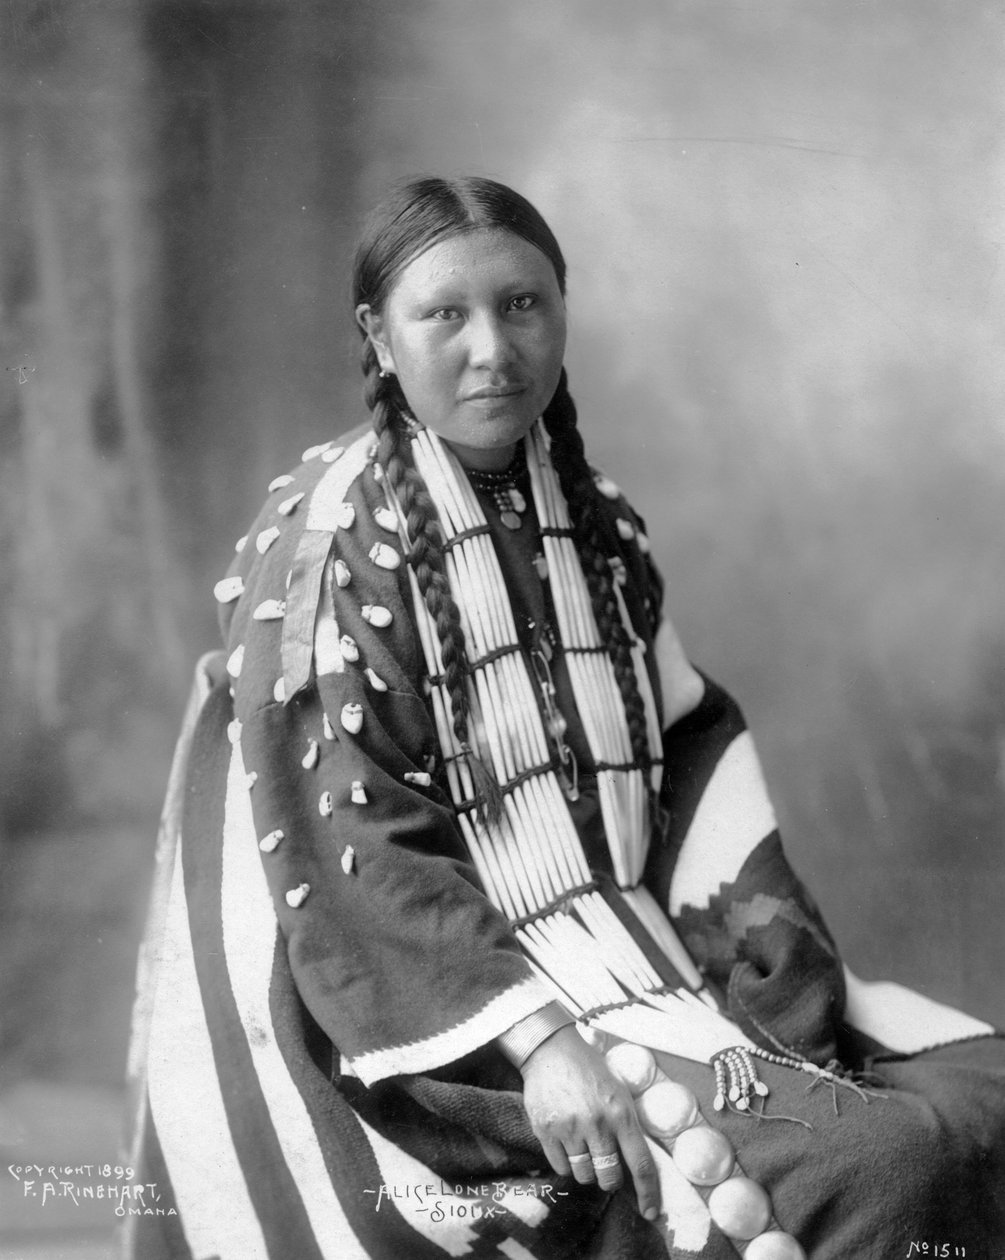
xmin=0 ymin=1 xmax=1003 ymax=1250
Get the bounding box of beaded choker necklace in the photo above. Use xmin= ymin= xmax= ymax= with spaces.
xmin=465 ymin=448 xmax=528 ymax=530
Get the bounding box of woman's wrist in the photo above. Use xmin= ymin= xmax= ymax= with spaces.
xmin=496 ymin=1001 xmax=575 ymax=1069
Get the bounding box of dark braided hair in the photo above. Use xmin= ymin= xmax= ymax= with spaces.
xmin=352 ymin=177 xmax=651 ymax=808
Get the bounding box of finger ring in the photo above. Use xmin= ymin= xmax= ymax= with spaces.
xmin=592 ymin=1153 xmax=621 ymax=1170
xmin=568 ymin=1153 xmax=593 ymax=1167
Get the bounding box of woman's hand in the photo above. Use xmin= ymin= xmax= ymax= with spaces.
xmin=519 ymin=1025 xmax=661 ymax=1222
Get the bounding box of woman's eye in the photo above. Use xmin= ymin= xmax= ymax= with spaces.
xmin=509 ymin=294 xmax=536 ymax=311
xmin=429 ymin=308 xmax=459 ymax=322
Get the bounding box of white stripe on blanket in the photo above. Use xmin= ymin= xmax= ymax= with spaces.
xmin=843 ymin=967 xmax=993 ymax=1053
xmin=222 ymin=739 xmax=371 ymax=1260
xmin=147 ymin=848 xmax=269 ymax=1260
xmin=669 ymin=731 xmax=777 ymax=916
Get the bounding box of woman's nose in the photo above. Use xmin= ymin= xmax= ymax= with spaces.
xmin=466 ymin=312 xmax=513 ymax=369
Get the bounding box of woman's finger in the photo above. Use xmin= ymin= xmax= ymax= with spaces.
xmin=614 ymin=1119 xmax=661 ymax=1221
xmin=542 ymin=1137 xmax=574 ymax=1179
xmin=566 ymin=1150 xmax=597 ymax=1185
xmin=588 ymin=1147 xmax=624 ymax=1193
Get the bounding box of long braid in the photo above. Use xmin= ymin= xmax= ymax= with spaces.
xmin=362 ymin=346 xmax=502 ymax=820
xmin=543 ymin=370 xmax=653 ymax=775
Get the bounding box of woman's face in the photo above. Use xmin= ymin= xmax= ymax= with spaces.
xmin=357 ymin=228 xmax=567 ymax=470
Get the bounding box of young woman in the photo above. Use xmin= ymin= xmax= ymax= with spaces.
xmin=126 ymin=177 xmax=1005 ymax=1260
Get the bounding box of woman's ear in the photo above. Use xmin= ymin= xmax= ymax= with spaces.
xmin=355 ymin=304 xmax=395 ymax=374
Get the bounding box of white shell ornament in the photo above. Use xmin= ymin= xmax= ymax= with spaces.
xmin=235 ymin=534 xmax=248 ymax=553
xmin=245 ymin=771 xmax=258 ymax=789
xmin=743 ymin=1232 xmax=807 ymax=1260
xmin=707 ymin=1177 xmax=772 ymax=1241
xmin=226 ymin=645 xmax=245 ymax=678
xmin=636 ymin=531 xmax=651 ymax=554
xmin=605 ymin=1044 xmax=659 ymax=1095
xmin=268 ymin=473 xmax=294 ymax=492
xmin=227 ymin=718 xmax=243 ymax=745
xmin=277 ymin=492 xmax=305 ymax=516
xmin=253 ymin=599 xmax=286 ymax=621
xmin=259 ymin=829 xmax=284 ymax=853
xmin=404 ymin=771 xmax=431 ymax=787
xmin=214 ymin=575 xmax=245 ymax=603
xmin=616 ymin=517 xmax=636 ymax=541
xmin=335 ymin=502 xmax=355 ymax=529
xmin=256 ymin=526 xmax=281 ymax=554
xmin=369 ymin=542 xmax=400 ymax=570
xmin=350 ymin=780 xmax=368 ymax=805
xmin=302 ymin=440 xmax=334 ymax=461
xmin=361 ymin=604 xmax=392 ymax=628
xmin=635 ymin=1079 xmax=699 ymax=1141
xmin=322 ymin=712 xmax=336 ymax=740
xmin=365 ymin=668 xmax=387 ymax=692
xmin=318 ymin=791 xmax=333 ymax=817
xmin=333 ymin=559 xmax=351 ymax=588
xmin=320 ymin=444 xmax=345 ymax=463
xmin=285 ymin=882 xmax=310 ymax=908
xmin=273 ymin=678 xmax=286 ymax=703
xmin=373 ymin=506 xmax=398 ymax=532
xmin=340 ymin=703 xmax=363 ymax=735
xmin=339 ymin=634 xmax=359 ymax=662
xmin=595 ymin=476 xmax=621 ymax=500
xmin=301 ymin=739 xmax=319 ymax=769
xmin=341 ymin=845 xmax=356 ymax=874
xmin=672 ymin=1125 xmax=734 ymax=1186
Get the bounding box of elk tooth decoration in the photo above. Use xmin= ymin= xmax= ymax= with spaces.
xmin=369 ymin=542 xmax=400 ymax=570
xmin=335 ymin=502 xmax=355 ymax=529
xmin=333 ymin=559 xmax=351 ymax=588
xmin=235 ymin=534 xmax=248 ymax=553
xmin=227 ymin=718 xmax=242 ymax=745
xmin=318 ymin=791 xmax=333 ymax=817
xmin=339 ymin=634 xmax=360 ymax=662
xmin=361 ymin=605 xmax=392 ymax=628
xmin=365 ymin=667 xmax=388 ymax=692
xmin=302 ymin=440 xmax=335 ymax=461
xmin=259 ymin=829 xmax=284 ymax=853
xmin=301 ymin=739 xmax=319 ymax=769
xmin=268 ymin=473 xmax=294 ymax=492
xmin=374 ymin=506 xmax=398 ymax=532
xmin=340 ymin=703 xmax=363 ymax=734
xmin=273 ymin=678 xmax=286 ymax=703
xmin=285 ymin=882 xmax=310 ymax=908
xmin=350 ymin=780 xmax=368 ymax=805
xmin=214 ymin=575 xmax=244 ymax=603
xmin=320 ymin=444 xmax=345 ymax=463
xmin=404 ymin=771 xmax=432 ymax=787
xmin=616 ymin=517 xmax=636 ymax=541
xmin=226 ymin=645 xmax=245 ymax=678
xmin=595 ymin=475 xmax=621 ymax=500
xmin=277 ymin=491 xmax=304 ymax=516
xmin=253 ymin=599 xmax=286 ymax=621
xmin=256 ymin=526 xmax=281 ymax=554
xmin=322 ymin=712 xmax=336 ymax=740
xmin=245 ymin=770 xmax=258 ymax=789
xmin=636 ymin=531 xmax=651 ymax=554
xmin=372 ymin=462 xmax=384 ymax=482
xmin=341 ymin=845 xmax=356 ymax=874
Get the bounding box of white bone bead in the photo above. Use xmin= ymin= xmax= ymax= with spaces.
xmin=226 ymin=645 xmax=245 ymax=678
xmin=285 ymin=882 xmax=310 ymax=908
xmin=318 ymin=791 xmax=333 ymax=817
xmin=361 ymin=605 xmax=392 ymax=628
xmin=256 ymin=526 xmax=280 ymax=554
xmin=321 ymin=444 xmax=345 ymax=463
xmin=341 ymin=703 xmax=363 ymax=734
xmin=333 ymin=559 xmax=351 ymax=588
xmin=374 ymin=506 xmax=398 ymax=532
xmin=373 ymin=463 xmax=384 ymax=482
xmin=245 ymin=771 xmax=258 ymax=789
xmin=302 ymin=739 xmax=319 ymax=769
xmin=253 ymin=599 xmax=286 ymax=621
xmin=404 ymin=771 xmax=431 ymax=787
xmin=277 ymin=492 xmax=304 ymax=516
xmin=341 ymin=845 xmax=355 ymax=874
xmin=322 ymin=713 xmax=336 ymax=740
xmin=365 ymin=668 xmax=388 ymax=692
xmin=351 ymin=781 xmax=368 ymax=805
xmin=259 ymin=829 xmax=284 ymax=853
xmin=369 ymin=542 xmax=400 ymax=570
xmin=227 ymin=718 xmax=242 ymax=745
xmin=268 ymin=473 xmax=294 ymax=492
xmin=214 ymin=575 xmax=244 ymax=603
xmin=285 ymin=569 xmax=294 ymax=591
xmin=339 ymin=634 xmax=359 ymax=662
xmin=273 ymin=678 xmax=286 ymax=703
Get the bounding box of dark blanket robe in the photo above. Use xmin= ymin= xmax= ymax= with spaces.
xmin=123 ymin=428 xmax=1005 ymax=1259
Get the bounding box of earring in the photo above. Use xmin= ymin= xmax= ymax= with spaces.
xmin=378 ymin=368 xmax=392 ymax=379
